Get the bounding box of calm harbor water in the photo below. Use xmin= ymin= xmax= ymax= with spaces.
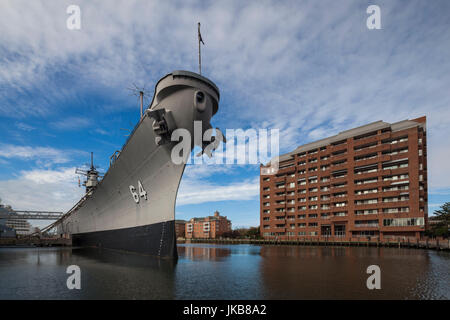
xmin=0 ymin=244 xmax=448 ymax=299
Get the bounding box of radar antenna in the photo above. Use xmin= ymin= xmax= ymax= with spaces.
xmin=127 ymin=83 xmax=151 ymax=119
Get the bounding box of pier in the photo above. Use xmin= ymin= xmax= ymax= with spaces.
xmin=2 ymin=236 xmax=448 ymax=251
xmin=178 ymin=237 xmax=450 ymax=251
xmin=0 ymin=237 xmax=72 ymax=247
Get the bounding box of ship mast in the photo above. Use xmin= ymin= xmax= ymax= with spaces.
xmin=140 ymin=90 xmax=144 ymax=119
xmin=198 ymin=22 xmax=204 ymax=75
xmin=75 ymin=152 xmax=101 ymax=194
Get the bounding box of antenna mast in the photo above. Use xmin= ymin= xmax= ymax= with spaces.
xmin=140 ymin=91 xmax=144 ymax=119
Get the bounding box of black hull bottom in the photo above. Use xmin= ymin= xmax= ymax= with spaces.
xmin=72 ymin=220 xmax=177 ymax=259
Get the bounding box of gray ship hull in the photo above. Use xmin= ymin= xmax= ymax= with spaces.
xmin=55 ymin=71 xmax=220 ymax=258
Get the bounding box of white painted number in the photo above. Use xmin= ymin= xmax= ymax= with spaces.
xmin=129 ymin=185 xmax=139 ymax=203
xmin=138 ymin=180 xmax=148 ymax=200
xmin=129 ymin=180 xmax=148 ymax=203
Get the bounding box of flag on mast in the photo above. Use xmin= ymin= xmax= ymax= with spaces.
xmin=198 ymin=22 xmax=204 ymax=74
xmin=198 ymin=22 xmax=204 ymax=45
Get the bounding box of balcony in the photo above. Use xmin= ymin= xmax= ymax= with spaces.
xmin=354 ymin=157 xmax=382 ymax=168
xmin=332 ymin=215 xmax=348 ymax=222
xmin=385 ymin=166 xmax=410 ymax=177
xmin=331 ymin=164 xmax=348 ymax=173
xmin=274 ymin=194 xmax=286 ymax=201
xmin=355 ymin=178 xmax=378 ymax=187
xmin=354 ymin=224 xmax=379 ymax=228
xmin=381 ymin=189 xmax=409 ymax=198
xmin=286 ymin=194 xmax=296 ymax=201
xmin=273 ymin=203 xmax=286 ymax=209
xmin=331 ymin=175 xmax=347 ymax=184
xmin=272 ymin=227 xmax=287 ymax=233
xmin=354 ymin=143 xmax=380 ymax=156
xmin=277 ymin=165 xmax=296 ymax=175
xmin=330 ymin=142 xmax=347 ymax=151
xmin=318 ymin=158 xmax=331 ymax=165
xmin=330 ymin=153 xmax=348 ymax=162
xmin=355 ymin=211 xmax=378 ymax=216
xmin=389 ymin=152 xmax=410 ymax=162
xmin=381 ymin=177 xmax=409 ymax=187
xmin=354 ymin=170 xmax=379 ymax=179
xmin=319 ymin=147 xmax=329 ymax=154
xmin=379 ymin=201 xmax=410 ymax=209
xmin=352 ymin=203 xmax=379 ymax=211
xmin=353 ymin=134 xmax=380 ymax=147
xmin=332 ymin=194 xmax=348 ymax=201
xmin=353 ymin=192 xmax=379 ymax=200
xmin=331 ymin=184 xmax=347 ymax=191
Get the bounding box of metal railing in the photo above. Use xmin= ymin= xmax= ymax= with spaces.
xmin=0 ymin=210 xmax=64 ymax=220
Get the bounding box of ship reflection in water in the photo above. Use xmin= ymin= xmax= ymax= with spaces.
xmin=0 ymin=244 xmax=448 ymax=299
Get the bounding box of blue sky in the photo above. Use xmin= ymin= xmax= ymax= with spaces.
xmin=1 ymin=0 xmax=450 ymax=229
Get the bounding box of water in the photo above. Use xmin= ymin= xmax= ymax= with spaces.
xmin=0 ymin=244 xmax=448 ymax=299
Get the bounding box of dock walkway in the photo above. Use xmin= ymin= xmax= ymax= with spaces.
xmin=179 ymin=237 xmax=450 ymax=251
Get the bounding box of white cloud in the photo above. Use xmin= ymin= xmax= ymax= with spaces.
xmin=429 ymin=188 xmax=450 ymax=196
xmin=0 ymin=167 xmax=84 ymax=212
xmin=51 ymin=116 xmax=92 ymax=130
xmin=15 ymin=122 xmax=35 ymax=131
xmin=0 ymin=144 xmax=76 ymax=164
xmin=20 ymin=167 xmax=77 ymax=184
xmin=183 ymin=162 xmax=234 ymax=179
xmin=95 ymin=128 xmax=109 ymax=135
xmin=178 ymin=162 xmax=259 ymax=205
xmin=177 ymin=176 xmax=259 ymax=206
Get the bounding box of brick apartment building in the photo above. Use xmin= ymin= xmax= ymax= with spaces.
xmin=175 ymin=220 xmax=186 ymax=238
xmin=260 ymin=117 xmax=427 ymax=241
xmin=185 ymin=211 xmax=232 ymax=239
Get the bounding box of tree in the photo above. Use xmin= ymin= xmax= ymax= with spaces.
xmin=222 ymin=227 xmax=262 ymax=239
xmin=222 ymin=229 xmax=242 ymax=239
xmin=246 ymin=226 xmax=261 ymax=239
xmin=433 ymin=202 xmax=450 ymax=221
xmin=427 ymin=202 xmax=450 ymax=237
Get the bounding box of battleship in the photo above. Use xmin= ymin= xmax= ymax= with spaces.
xmin=50 ymin=70 xmax=221 ymax=258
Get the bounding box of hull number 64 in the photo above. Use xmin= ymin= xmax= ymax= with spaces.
xmin=129 ymin=180 xmax=148 ymax=203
